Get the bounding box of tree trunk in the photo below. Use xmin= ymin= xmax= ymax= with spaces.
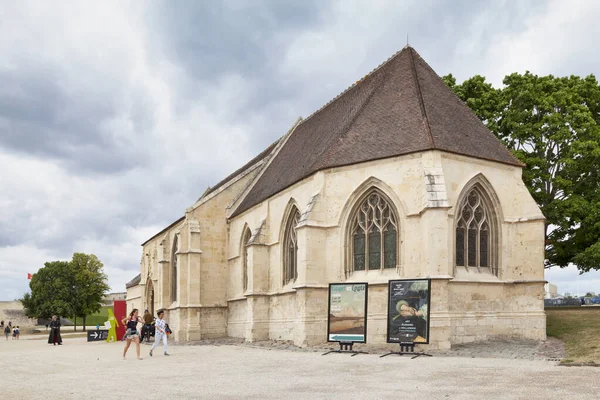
xmin=83 ymin=315 xmax=86 ymax=331
xmin=74 ymin=316 xmax=77 ymax=332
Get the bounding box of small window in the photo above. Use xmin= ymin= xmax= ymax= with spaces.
xmin=171 ymin=235 xmax=178 ymax=302
xmin=283 ymin=207 xmax=300 ymax=285
xmin=242 ymin=228 xmax=252 ymax=292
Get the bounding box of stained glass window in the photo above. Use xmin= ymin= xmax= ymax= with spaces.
xmin=350 ymin=191 xmax=398 ymax=273
xmin=455 ymin=187 xmax=495 ymax=274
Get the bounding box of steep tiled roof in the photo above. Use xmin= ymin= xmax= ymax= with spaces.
xmin=125 ymin=273 xmax=141 ymax=289
xmin=230 ymin=46 xmax=522 ymax=217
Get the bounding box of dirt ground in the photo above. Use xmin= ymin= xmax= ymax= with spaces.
xmin=1 ymin=334 xmax=598 ymax=400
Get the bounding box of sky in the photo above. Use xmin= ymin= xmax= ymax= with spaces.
xmin=1 ymin=0 xmax=599 ymax=301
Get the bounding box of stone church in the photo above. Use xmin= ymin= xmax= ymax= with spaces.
xmin=126 ymin=46 xmax=546 ymax=349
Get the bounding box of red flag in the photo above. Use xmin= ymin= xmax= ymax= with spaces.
xmin=27 ymin=273 xmax=32 ymax=280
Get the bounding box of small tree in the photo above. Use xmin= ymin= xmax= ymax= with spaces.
xmin=70 ymin=253 xmax=110 ymax=330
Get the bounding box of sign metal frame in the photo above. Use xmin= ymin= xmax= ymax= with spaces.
xmin=385 ymin=278 xmax=431 ymax=345
xmin=326 ymin=282 xmax=369 ymax=344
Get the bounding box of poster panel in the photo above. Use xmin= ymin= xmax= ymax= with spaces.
xmin=386 ymin=279 xmax=431 ymax=344
xmin=327 ymin=282 xmax=368 ymax=343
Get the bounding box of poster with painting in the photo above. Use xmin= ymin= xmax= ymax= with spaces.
xmin=327 ymin=283 xmax=368 ymax=343
xmin=386 ymin=279 xmax=431 ymax=344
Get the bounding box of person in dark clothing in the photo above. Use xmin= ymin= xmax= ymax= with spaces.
xmin=140 ymin=309 xmax=154 ymax=343
xmin=48 ymin=315 xmax=62 ymax=345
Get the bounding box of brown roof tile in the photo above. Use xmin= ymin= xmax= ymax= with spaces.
xmin=231 ymin=47 xmax=522 ymax=218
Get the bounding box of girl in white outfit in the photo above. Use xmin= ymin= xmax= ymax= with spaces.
xmin=150 ymin=309 xmax=169 ymax=357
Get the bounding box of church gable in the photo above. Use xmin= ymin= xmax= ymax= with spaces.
xmin=231 ymin=46 xmax=521 ymax=218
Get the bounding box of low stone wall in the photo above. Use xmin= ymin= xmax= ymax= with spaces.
xmin=0 ymin=301 xmax=37 ymax=327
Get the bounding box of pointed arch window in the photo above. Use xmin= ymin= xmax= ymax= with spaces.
xmin=242 ymin=227 xmax=252 ymax=292
xmin=349 ymin=190 xmax=398 ymax=273
xmin=455 ymin=186 xmax=498 ymax=275
xmin=171 ymin=235 xmax=178 ymax=302
xmin=283 ymin=207 xmax=300 ymax=285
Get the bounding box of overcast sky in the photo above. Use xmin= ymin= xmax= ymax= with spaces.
xmin=1 ymin=0 xmax=599 ymax=301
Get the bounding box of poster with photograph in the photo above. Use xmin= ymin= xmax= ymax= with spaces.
xmin=327 ymin=283 xmax=368 ymax=343
xmin=386 ymin=279 xmax=431 ymax=344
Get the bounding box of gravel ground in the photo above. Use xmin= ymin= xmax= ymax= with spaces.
xmin=1 ymin=335 xmax=594 ymax=400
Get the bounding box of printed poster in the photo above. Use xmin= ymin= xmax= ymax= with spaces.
xmin=386 ymin=279 xmax=431 ymax=344
xmin=327 ymin=283 xmax=368 ymax=343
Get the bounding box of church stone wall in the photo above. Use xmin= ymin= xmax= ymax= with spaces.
xmin=227 ymin=150 xmax=546 ymax=349
xmin=125 ymin=285 xmax=143 ymax=312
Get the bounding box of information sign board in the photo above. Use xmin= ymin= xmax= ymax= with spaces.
xmin=327 ymin=282 xmax=368 ymax=343
xmin=386 ymin=279 xmax=431 ymax=344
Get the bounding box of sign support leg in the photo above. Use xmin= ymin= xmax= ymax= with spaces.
xmin=380 ymin=343 xmax=432 ymax=359
xmin=322 ymin=341 xmax=368 ymax=357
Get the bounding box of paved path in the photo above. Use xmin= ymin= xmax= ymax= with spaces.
xmin=185 ymin=337 xmax=567 ymax=361
xmin=1 ymin=336 xmax=595 ymax=399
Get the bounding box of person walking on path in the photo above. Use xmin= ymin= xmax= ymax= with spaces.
xmin=121 ymin=308 xmax=144 ymax=360
xmin=149 ymin=309 xmax=169 ymax=357
xmin=141 ymin=309 xmax=154 ymax=343
xmin=4 ymin=324 xmax=9 ymax=341
xmin=48 ymin=315 xmax=62 ymax=345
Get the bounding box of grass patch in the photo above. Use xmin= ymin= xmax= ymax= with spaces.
xmin=69 ymin=306 xmax=111 ymax=328
xmin=546 ymin=307 xmax=600 ymax=363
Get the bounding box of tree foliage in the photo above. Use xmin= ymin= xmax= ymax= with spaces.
xmin=70 ymin=253 xmax=110 ymax=329
xmin=21 ymin=261 xmax=73 ymax=319
xmin=444 ymin=72 xmax=600 ymax=272
xmin=20 ymin=253 xmax=110 ymax=327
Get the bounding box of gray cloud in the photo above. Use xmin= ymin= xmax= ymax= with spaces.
xmin=1 ymin=0 xmax=599 ymax=300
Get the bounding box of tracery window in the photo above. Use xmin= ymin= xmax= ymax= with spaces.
xmin=282 ymin=207 xmax=300 ymax=285
xmin=242 ymin=227 xmax=252 ymax=292
xmin=455 ymin=186 xmax=497 ymax=275
xmin=171 ymin=235 xmax=178 ymax=302
xmin=349 ymin=191 xmax=398 ymax=272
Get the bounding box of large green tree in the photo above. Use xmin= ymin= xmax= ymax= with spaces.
xmin=21 ymin=261 xmax=74 ymax=319
xmin=444 ymin=73 xmax=600 ymax=272
xmin=21 ymin=253 xmax=110 ymax=329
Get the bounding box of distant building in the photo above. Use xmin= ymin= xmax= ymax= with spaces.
xmin=544 ymin=283 xmax=558 ymax=299
xmin=102 ymin=292 xmax=127 ymax=305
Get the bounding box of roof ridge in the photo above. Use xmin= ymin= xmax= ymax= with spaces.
xmin=297 ymin=47 xmax=411 ymax=129
xmin=409 ymin=50 xmax=525 ymax=167
xmin=408 ymin=47 xmax=435 ymax=148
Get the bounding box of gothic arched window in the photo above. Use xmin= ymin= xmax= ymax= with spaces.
xmin=242 ymin=227 xmax=252 ymax=292
xmin=455 ymin=185 xmax=498 ymax=275
xmin=349 ymin=190 xmax=398 ymax=273
xmin=171 ymin=235 xmax=178 ymax=302
xmin=282 ymin=207 xmax=300 ymax=285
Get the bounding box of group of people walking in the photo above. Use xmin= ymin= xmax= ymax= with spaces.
xmin=1 ymin=321 xmax=20 ymax=340
xmin=122 ymin=308 xmax=170 ymax=360
xmin=9 ymin=309 xmax=169 ymax=359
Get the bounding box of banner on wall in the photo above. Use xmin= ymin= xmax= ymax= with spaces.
xmin=327 ymin=282 xmax=368 ymax=343
xmin=386 ymin=279 xmax=431 ymax=344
